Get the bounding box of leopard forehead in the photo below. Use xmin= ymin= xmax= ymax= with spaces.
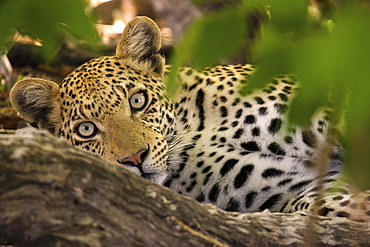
xmin=59 ymin=56 xmax=165 ymax=118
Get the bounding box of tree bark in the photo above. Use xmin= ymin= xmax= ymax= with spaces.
xmin=0 ymin=128 xmax=369 ymax=247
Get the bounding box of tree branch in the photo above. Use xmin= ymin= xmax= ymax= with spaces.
xmin=0 ymin=128 xmax=369 ymax=246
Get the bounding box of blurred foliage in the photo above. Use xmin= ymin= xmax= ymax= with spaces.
xmin=166 ymin=4 xmax=256 ymax=95
xmin=0 ymin=0 xmax=368 ymax=189
xmin=168 ymin=0 xmax=370 ymax=189
xmin=0 ymin=0 xmax=98 ymax=62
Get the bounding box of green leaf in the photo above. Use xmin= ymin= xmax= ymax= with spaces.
xmin=238 ymin=1 xmax=369 ymax=188
xmin=186 ymin=7 xmax=247 ymax=69
xmin=0 ymin=0 xmax=98 ymax=60
xmin=166 ymin=6 xmax=247 ymax=96
xmin=240 ymin=0 xmax=308 ymax=95
xmin=0 ymin=1 xmax=22 ymax=54
xmin=336 ymin=5 xmax=370 ymax=190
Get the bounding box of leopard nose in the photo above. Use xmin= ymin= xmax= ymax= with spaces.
xmin=118 ymin=148 xmax=149 ymax=167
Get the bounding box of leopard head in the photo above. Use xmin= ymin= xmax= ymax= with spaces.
xmin=10 ymin=17 xmax=175 ymax=184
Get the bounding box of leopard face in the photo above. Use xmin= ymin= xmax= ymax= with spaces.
xmin=10 ymin=17 xmax=174 ymax=184
xmin=59 ymin=57 xmax=174 ymax=183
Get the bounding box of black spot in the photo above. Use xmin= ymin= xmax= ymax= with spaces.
xmin=241 ymin=142 xmax=260 ymax=152
xmin=271 ymin=79 xmax=279 ymax=85
xmin=254 ymin=97 xmax=265 ymax=105
xmin=302 ymin=130 xmax=316 ymax=148
xmin=196 ymin=161 xmax=204 ymax=167
xmin=244 ymin=115 xmax=256 ymax=124
xmin=258 ymin=107 xmax=268 ymax=115
xmin=243 ymin=102 xmax=252 ymax=108
xmin=192 ymin=134 xmax=201 ymax=141
xmin=234 ymin=165 xmax=254 ymax=189
xmin=176 ymin=161 xmax=187 ymax=173
xmin=233 ymin=128 xmax=244 ymax=139
xmin=225 ymin=198 xmax=240 ymax=212
xmin=163 ymin=179 xmax=172 ymax=187
xmin=188 ymin=84 xmax=197 ymax=91
xmin=232 ymin=98 xmax=240 ymax=106
xmin=245 ymin=191 xmax=258 ymax=208
xmin=285 ymin=77 xmax=297 ymax=85
xmin=195 ymin=89 xmax=205 ymax=131
xmin=279 ymin=202 xmax=289 ymax=213
xmin=300 ymin=202 xmax=309 ymax=210
xmin=268 ymin=118 xmax=282 ymax=134
xmin=231 ymin=121 xmax=239 ymax=127
xmin=235 ymin=109 xmax=243 ymax=118
xmin=202 ymin=166 xmax=211 ymax=173
xmin=203 ymin=172 xmax=213 ymax=186
xmin=215 ymin=156 xmax=225 ymax=163
xmin=197 ymin=152 xmax=205 ymax=157
xmin=317 ymin=207 xmax=333 ymax=216
xmin=252 ymin=127 xmax=260 ymax=137
xmin=283 ymin=85 xmax=292 ymax=92
xmin=262 ymin=186 xmax=271 ymax=192
xmin=336 ymin=211 xmax=350 ymax=218
xmin=184 ymin=143 xmax=196 ymax=150
xmin=261 ymin=168 xmax=285 ymax=178
xmin=207 ymin=78 xmax=215 ymax=85
xmin=195 ymin=193 xmax=205 ymax=202
xmin=185 ymin=180 xmax=197 ymax=192
xmin=185 ymin=69 xmax=193 ymax=76
xmin=277 ymin=178 xmax=292 ymax=187
xmin=220 ymin=159 xmax=238 ymax=177
xmin=284 ymin=136 xmax=293 ymax=144
xmin=267 ymin=142 xmax=286 ymax=155
xmin=209 ymin=152 xmax=216 ymax=157
xmin=333 ymin=195 xmax=343 ymax=200
xmin=208 ymin=183 xmax=220 ymax=202
xmin=220 ymin=106 xmax=228 ymax=117
xmin=259 ymin=194 xmax=282 ymax=211
xmin=278 ymin=93 xmax=288 ymax=102
xmin=274 ymin=104 xmax=288 ymax=114
xmin=240 ymin=151 xmax=250 ymax=155
xmin=289 ymin=180 xmax=312 ymax=192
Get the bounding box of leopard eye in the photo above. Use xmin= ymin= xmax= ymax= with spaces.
xmin=130 ymin=91 xmax=147 ymax=111
xmin=76 ymin=121 xmax=98 ymax=138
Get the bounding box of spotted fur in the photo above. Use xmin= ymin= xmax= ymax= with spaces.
xmin=10 ymin=16 xmax=370 ymax=221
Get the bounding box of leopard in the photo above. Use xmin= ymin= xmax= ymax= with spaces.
xmin=10 ymin=16 xmax=370 ymax=221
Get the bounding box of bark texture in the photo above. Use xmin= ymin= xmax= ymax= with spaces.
xmin=0 ymin=128 xmax=369 ymax=247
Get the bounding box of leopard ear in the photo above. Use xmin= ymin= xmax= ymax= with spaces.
xmin=10 ymin=78 xmax=61 ymax=133
xmin=116 ymin=16 xmax=164 ymax=74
